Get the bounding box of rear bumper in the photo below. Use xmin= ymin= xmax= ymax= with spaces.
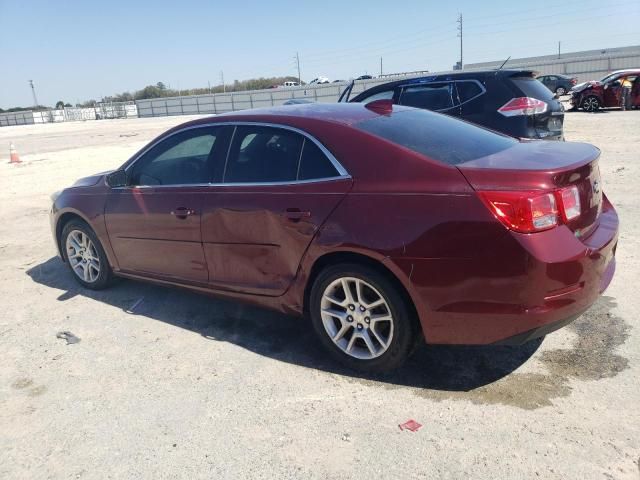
xmin=393 ymin=197 xmax=618 ymax=345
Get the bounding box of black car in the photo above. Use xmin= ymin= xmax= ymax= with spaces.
xmin=536 ymin=74 xmax=577 ymax=96
xmin=347 ymin=70 xmax=564 ymax=140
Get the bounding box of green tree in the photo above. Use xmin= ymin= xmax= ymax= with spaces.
xmin=55 ymin=100 xmax=65 ymax=109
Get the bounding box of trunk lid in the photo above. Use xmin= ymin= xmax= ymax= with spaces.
xmin=458 ymin=141 xmax=603 ymax=237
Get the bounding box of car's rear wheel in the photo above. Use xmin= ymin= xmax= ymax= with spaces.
xmin=581 ymin=95 xmax=600 ymax=112
xmin=61 ymin=219 xmax=114 ymax=290
xmin=309 ymin=263 xmax=418 ymax=372
xmin=556 ymin=86 xmax=566 ymax=96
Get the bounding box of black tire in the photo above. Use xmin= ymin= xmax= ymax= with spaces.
xmin=61 ymin=219 xmax=114 ymax=290
xmin=309 ymin=263 xmax=419 ymax=373
xmin=581 ymin=95 xmax=600 ymax=112
xmin=555 ymin=86 xmax=566 ymax=96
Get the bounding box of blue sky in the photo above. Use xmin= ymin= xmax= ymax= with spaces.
xmin=1 ymin=0 xmax=639 ymax=107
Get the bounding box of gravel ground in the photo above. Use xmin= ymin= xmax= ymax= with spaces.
xmin=0 ymin=110 xmax=638 ymax=480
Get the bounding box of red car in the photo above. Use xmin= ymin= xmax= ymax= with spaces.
xmin=50 ymin=102 xmax=618 ymax=372
xmin=570 ymin=69 xmax=640 ymax=111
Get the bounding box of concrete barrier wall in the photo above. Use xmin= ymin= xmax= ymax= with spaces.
xmin=134 ymin=75 xmax=415 ymax=118
xmin=0 ymin=104 xmax=137 ymax=127
xmin=0 ymin=111 xmax=36 ymax=126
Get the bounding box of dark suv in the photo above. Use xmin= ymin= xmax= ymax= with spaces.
xmin=348 ymin=70 xmax=565 ymax=140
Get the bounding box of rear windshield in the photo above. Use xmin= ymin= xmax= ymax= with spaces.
xmin=354 ymin=108 xmax=517 ymax=165
xmin=510 ymin=75 xmax=555 ymax=101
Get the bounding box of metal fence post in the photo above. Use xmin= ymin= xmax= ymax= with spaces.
xmin=249 ymin=93 xmax=254 ymax=109
xmin=270 ymin=92 xmax=274 ymax=106
xmin=213 ymin=94 xmax=217 ymax=114
xmin=230 ymin=93 xmax=235 ymax=112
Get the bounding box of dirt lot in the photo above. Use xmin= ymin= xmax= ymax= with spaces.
xmin=1 ymin=111 xmax=638 ymax=479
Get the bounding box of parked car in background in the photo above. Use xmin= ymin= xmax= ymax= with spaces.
xmin=569 ymin=69 xmax=640 ymax=112
xmin=349 ymin=69 xmax=565 ymax=140
xmin=283 ymin=81 xmax=300 ymax=87
xmin=536 ymin=74 xmax=577 ymax=95
xmin=355 ymin=75 xmax=373 ymax=80
xmin=50 ymin=103 xmax=616 ymax=372
xmin=309 ymin=77 xmax=330 ymax=84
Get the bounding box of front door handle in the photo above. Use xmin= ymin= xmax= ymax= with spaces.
xmin=171 ymin=207 xmax=196 ymax=219
xmin=285 ymin=208 xmax=311 ymax=222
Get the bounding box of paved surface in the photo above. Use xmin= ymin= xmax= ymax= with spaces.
xmin=0 ymin=110 xmax=638 ymax=479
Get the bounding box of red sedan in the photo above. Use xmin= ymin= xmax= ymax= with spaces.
xmin=50 ymin=102 xmax=618 ymax=372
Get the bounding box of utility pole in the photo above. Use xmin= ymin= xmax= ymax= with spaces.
xmin=457 ymin=13 xmax=463 ymax=70
xmin=558 ymin=41 xmax=561 ymax=59
xmin=28 ymin=80 xmax=39 ymax=108
xmin=380 ymin=57 xmax=383 ymax=76
xmin=294 ymin=52 xmax=301 ymax=85
xmin=220 ymin=71 xmax=225 ymax=93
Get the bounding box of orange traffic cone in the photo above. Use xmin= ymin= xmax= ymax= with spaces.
xmin=9 ymin=143 xmax=21 ymax=164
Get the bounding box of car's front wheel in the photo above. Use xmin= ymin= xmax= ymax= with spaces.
xmin=556 ymin=86 xmax=566 ymax=96
xmin=309 ymin=263 xmax=418 ymax=372
xmin=61 ymin=219 xmax=114 ymax=290
xmin=581 ymin=95 xmax=600 ymax=112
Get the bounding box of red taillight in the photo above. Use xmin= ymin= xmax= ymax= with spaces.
xmin=479 ymin=191 xmax=558 ymax=233
xmin=479 ymin=186 xmax=582 ymax=233
xmin=497 ymin=97 xmax=547 ymax=116
xmin=559 ymin=185 xmax=581 ymax=222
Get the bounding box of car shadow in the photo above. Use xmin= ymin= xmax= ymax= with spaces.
xmin=27 ymin=257 xmax=542 ymax=392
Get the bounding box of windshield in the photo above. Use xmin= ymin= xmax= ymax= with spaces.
xmin=355 ymin=108 xmax=517 ymax=166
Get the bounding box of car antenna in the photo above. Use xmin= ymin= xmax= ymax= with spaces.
xmin=496 ymin=56 xmax=511 ymax=72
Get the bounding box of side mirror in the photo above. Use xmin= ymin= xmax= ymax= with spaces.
xmin=106 ymin=170 xmax=127 ymax=188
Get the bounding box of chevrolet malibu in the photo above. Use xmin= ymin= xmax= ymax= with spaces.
xmin=50 ymin=102 xmax=618 ymax=372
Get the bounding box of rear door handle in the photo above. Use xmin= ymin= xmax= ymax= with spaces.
xmin=285 ymin=208 xmax=311 ymax=222
xmin=171 ymin=207 xmax=196 ymax=219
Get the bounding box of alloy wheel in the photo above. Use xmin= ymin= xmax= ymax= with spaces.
xmin=556 ymin=87 xmax=566 ymax=96
xmin=582 ymin=97 xmax=599 ymax=112
xmin=320 ymin=277 xmax=394 ymax=360
xmin=65 ymin=229 xmax=101 ymax=283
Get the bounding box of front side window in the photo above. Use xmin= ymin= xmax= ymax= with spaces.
xmin=129 ymin=127 xmax=218 ymax=186
xmin=398 ymin=83 xmax=456 ymax=111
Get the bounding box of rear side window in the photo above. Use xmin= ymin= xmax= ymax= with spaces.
xmin=298 ymin=140 xmax=338 ymax=180
xmin=455 ymin=81 xmax=483 ymax=103
xmin=225 ymin=126 xmax=303 ymax=183
xmin=223 ymin=126 xmax=341 ymax=183
xmin=510 ymin=76 xmax=555 ymax=101
xmin=355 ymin=108 xmax=517 ymax=166
xmin=399 ymin=83 xmax=456 ymax=110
